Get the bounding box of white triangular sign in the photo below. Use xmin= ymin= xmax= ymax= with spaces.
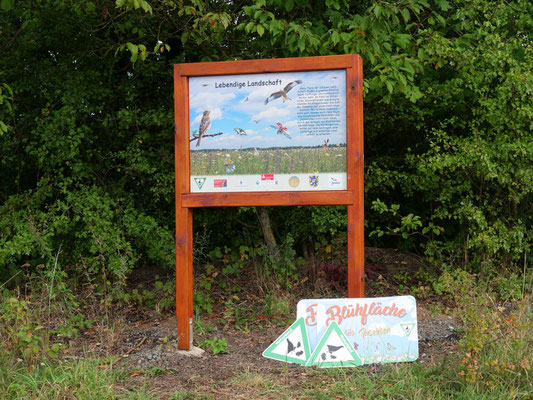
xmin=306 ymin=321 xmax=363 ymax=368
xmin=194 ymin=177 xmax=206 ymax=189
xmin=262 ymin=318 xmax=311 ymax=365
xmin=401 ymin=323 xmax=416 ymax=337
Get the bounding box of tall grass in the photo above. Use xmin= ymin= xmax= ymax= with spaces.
xmin=0 ymin=357 xmax=152 ymax=400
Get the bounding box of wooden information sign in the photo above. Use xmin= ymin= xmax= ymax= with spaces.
xmin=174 ymin=55 xmax=364 ymax=349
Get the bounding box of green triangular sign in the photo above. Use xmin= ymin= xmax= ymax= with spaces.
xmin=262 ymin=318 xmax=311 ymax=365
xmin=305 ymin=321 xmax=363 ymax=368
xmin=194 ymin=177 xmax=206 ymax=190
xmin=400 ymin=323 xmax=416 ymax=337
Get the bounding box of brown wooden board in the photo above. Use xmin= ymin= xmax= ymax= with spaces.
xmin=174 ymin=55 xmax=364 ymax=349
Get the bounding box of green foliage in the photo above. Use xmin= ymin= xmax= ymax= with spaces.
xmin=370 ymin=200 xmax=443 ymax=248
xmin=260 ymin=233 xmax=300 ymax=289
xmin=198 ymin=337 xmax=229 ymax=355
xmin=0 ymin=0 xmax=531 ymax=300
xmin=0 ymin=296 xmax=50 ymax=360
xmin=262 ymin=294 xmax=290 ymax=319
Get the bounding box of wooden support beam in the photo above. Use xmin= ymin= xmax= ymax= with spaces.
xmin=347 ymin=55 xmax=365 ymax=297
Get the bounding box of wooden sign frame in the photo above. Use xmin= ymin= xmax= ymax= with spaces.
xmin=174 ymin=54 xmax=364 ymax=350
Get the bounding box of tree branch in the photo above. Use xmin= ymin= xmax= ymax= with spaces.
xmin=189 ymin=132 xmax=223 ymax=143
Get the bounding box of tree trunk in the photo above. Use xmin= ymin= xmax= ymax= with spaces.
xmin=256 ymin=207 xmax=280 ymax=264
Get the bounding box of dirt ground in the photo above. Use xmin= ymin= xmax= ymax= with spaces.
xmin=72 ymin=248 xmax=463 ymax=399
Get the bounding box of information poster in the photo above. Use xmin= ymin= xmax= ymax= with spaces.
xmin=189 ymin=70 xmax=347 ymax=192
xmin=297 ymin=296 xmax=418 ymax=364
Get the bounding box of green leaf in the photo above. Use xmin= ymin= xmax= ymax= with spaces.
xmin=126 ymin=42 xmax=138 ymax=54
xmin=285 ymin=0 xmax=294 ymax=12
xmin=0 ymin=0 xmax=14 ymax=11
xmin=436 ymin=0 xmax=451 ymax=11
xmin=385 ymin=80 xmax=394 ymax=94
xmin=257 ymin=24 xmax=265 ymax=37
xmin=401 ymin=8 xmax=410 ymax=23
xmin=141 ymin=0 xmax=152 ymax=14
xmin=331 ymin=31 xmax=339 ymax=45
xmin=298 ymin=38 xmax=305 ymax=52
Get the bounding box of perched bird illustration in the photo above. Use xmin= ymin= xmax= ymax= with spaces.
xmin=270 ymin=122 xmax=291 ymax=139
xmin=234 ymin=128 xmax=247 ymax=136
xmin=286 ymin=338 xmax=302 ymax=354
xmin=387 ymin=343 xmax=396 ymax=351
xmin=196 ymin=110 xmax=211 ymax=147
xmin=287 ymin=338 xmax=296 ymax=354
xmin=264 ymin=80 xmax=302 ymax=105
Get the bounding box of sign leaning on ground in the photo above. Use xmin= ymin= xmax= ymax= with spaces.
xmin=297 ymin=296 xmax=419 ymax=365
xmin=263 ymin=296 xmax=418 ymax=367
xmin=174 ymin=55 xmax=364 ymax=350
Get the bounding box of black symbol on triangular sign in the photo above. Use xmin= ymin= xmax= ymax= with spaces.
xmin=194 ymin=177 xmax=206 ymax=189
xmin=401 ymin=323 xmax=415 ymax=337
xmin=262 ymin=318 xmax=311 ymax=365
xmin=306 ymin=321 xmax=363 ymax=367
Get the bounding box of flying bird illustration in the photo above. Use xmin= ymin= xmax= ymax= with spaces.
xmin=270 ymin=122 xmax=291 ymax=139
xmin=264 ymin=80 xmax=302 ymax=105
xmin=327 ymin=345 xmax=343 ymax=353
xmin=253 ymin=120 xmax=260 ymax=124
xmin=234 ymin=128 xmax=247 ymax=136
xmin=196 ymin=110 xmax=211 ymax=147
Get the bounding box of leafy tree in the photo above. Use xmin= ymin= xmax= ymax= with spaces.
xmin=0 ymin=0 xmax=531 ymax=293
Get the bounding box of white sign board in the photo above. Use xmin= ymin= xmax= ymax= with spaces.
xmin=297 ymin=296 xmax=418 ymax=364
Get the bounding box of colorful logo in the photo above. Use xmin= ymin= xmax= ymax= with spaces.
xmin=309 ymin=175 xmax=319 ymax=187
xmin=214 ymin=179 xmax=227 ymax=188
xmin=194 ymin=177 xmax=206 ymax=190
xmin=261 ymin=174 xmax=274 ymax=181
xmin=289 ymin=176 xmax=300 ymax=188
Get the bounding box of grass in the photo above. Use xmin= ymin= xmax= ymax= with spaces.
xmin=1 ymin=270 xmax=531 ymax=400
xmin=190 ymin=146 xmax=346 ymax=175
xmin=0 ymin=356 xmax=152 ymax=400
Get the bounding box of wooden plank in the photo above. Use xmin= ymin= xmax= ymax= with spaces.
xmin=174 ymin=65 xmax=194 ymax=350
xmin=179 ymin=55 xmax=354 ymax=76
xmin=346 ymin=55 xmax=365 ymax=298
xmin=182 ymin=191 xmax=354 ymax=208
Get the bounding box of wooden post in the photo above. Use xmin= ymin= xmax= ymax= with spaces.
xmin=346 ymin=55 xmax=365 ymax=297
xmin=174 ymin=66 xmax=193 ymax=349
